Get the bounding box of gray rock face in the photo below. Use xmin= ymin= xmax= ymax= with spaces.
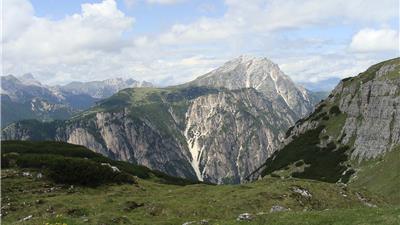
xmin=330 ymin=63 xmax=400 ymax=159
xmin=282 ymin=58 xmax=400 ymax=161
xmin=184 ymin=89 xmax=296 ymax=183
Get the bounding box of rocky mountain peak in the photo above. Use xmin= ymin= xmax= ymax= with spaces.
xmin=19 ymin=73 xmax=42 ymax=86
xmin=2 ymin=74 xmax=20 ymax=82
xmin=188 ymin=55 xmax=318 ymax=118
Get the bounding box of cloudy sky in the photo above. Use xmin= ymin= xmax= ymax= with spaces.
xmin=2 ymin=0 xmax=399 ymax=90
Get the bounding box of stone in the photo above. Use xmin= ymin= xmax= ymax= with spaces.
xmin=182 ymin=222 xmax=195 ymax=225
xmin=123 ymin=201 xmax=144 ymax=211
xmin=19 ymin=215 xmax=32 ymax=222
xmin=270 ymin=205 xmax=288 ymax=213
xmin=101 ymin=163 xmax=120 ymax=172
xmin=292 ymin=187 xmax=312 ymax=198
xmin=236 ymin=213 xmax=253 ymax=221
xmin=22 ymin=172 xmax=31 ymax=177
xmin=199 ymin=219 xmax=209 ymax=225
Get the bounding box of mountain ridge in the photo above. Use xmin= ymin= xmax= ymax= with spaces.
xmin=2 ymin=56 xmax=316 ymax=183
xmin=252 ymin=57 xmax=399 ymax=186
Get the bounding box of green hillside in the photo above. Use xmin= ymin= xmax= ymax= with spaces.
xmin=349 ymin=146 xmax=400 ymax=204
xmin=1 ymin=141 xmax=398 ymax=225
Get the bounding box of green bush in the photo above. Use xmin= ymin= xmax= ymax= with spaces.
xmin=2 ymin=141 xmax=199 ymax=186
xmin=15 ymin=154 xmax=135 ymax=186
xmin=262 ymin=126 xmax=350 ymax=183
xmin=2 ymin=141 xmax=101 ymax=159
xmin=329 ymin=106 xmax=341 ymax=115
xmin=295 ymin=161 xmax=304 ymax=167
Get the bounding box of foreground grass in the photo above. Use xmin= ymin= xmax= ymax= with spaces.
xmin=349 ymin=146 xmax=400 ymax=204
xmin=2 ymin=168 xmax=397 ymax=225
xmin=217 ymin=207 xmax=400 ymax=225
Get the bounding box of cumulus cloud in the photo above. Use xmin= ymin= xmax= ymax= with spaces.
xmin=350 ymin=28 xmax=399 ymax=52
xmin=159 ymin=0 xmax=399 ymax=45
xmin=4 ymin=0 xmax=133 ymax=59
xmin=124 ymin=0 xmax=184 ymax=7
xmin=2 ymin=0 xmax=34 ymax=42
xmin=3 ymin=0 xmax=135 ymax=80
xmin=2 ymin=0 xmax=399 ymax=88
xmin=146 ymin=0 xmax=185 ymax=4
xmin=279 ymin=54 xmax=379 ymax=83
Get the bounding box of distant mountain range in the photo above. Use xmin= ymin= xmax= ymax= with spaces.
xmin=2 ymin=56 xmax=324 ymax=183
xmin=0 ymin=75 xmax=152 ymax=127
xmin=59 ymin=78 xmax=153 ymax=99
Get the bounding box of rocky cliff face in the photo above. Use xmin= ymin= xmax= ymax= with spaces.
xmin=184 ymin=89 xmax=296 ymax=183
xmin=256 ymin=58 xmax=400 ymax=183
xmin=330 ymin=61 xmax=400 ymax=159
xmin=2 ymin=56 xmax=317 ymax=184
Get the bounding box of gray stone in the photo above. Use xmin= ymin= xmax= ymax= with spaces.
xmin=237 ymin=213 xmax=253 ymax=221
xmin=270 ymin=205 xmax=288 ymax=212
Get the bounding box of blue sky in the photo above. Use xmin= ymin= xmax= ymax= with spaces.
xmin=3 ymin=0 xmax=399 ymax=90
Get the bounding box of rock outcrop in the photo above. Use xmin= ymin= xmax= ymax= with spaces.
xmin=257 ymin=57 xmax=400 ymax=182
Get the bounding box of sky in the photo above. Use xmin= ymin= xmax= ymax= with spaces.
xmin=2 ymin=0 xmax=399 ymax=90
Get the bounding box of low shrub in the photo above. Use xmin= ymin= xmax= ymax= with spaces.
xmin=262 ymin=126 xmax=351 ymax=183
xmin=1 ymin=141 xmax=199 ymax=186
xmin=329 ymin=106 xmax=341 ymax=115
xmin=295 ymin=161 xmax=304 ymax=167
xmin=15 ymin=154 xmax=135 ymax=186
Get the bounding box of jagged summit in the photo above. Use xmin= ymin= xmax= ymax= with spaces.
xmin=60 ymin=77 xmax=153 ymax=98
xmin=188 ymin=55 xmax=317 ymax=118
xmin=209 ymin=55 xmax=280 ymax=79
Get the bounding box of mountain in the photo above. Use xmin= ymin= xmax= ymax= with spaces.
xmin=2 ymin=56 xmax=317 ymax=184
xmin=59 ymin=78 xmax=153 ymax=98
xmin=253 ymin=58 xmax=399 ymax=197
xmin=0 ymin=75 xmax=98 ymax=128
xmin=185 ymin=55 xmax=320 ymax=118
xmin=0 ymin=75 xmax=152 ymax=128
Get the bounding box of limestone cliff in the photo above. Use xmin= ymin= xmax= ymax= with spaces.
xmin=255 ymin=58 xmax=400 ymax=183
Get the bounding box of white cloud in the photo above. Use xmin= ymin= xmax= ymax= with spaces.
xmin=2 ymin=0 xmax=34 ymax=42
xmin=159 ymin=0 xmax=399 ymax=45
xmin=3 ymin=0 xmax=134 ymax=78
xmin=124 ymin=0 xmax=184 ymax=7
xmin=146 ymin=0 xmax=185 ymax=4
xmin=279 ymin=55 xmax=378 ymax=83
xmin=350 ymin=28 xmax=399 ymax=52
xmin=2 ymin=0 xmax=399 ymax=88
